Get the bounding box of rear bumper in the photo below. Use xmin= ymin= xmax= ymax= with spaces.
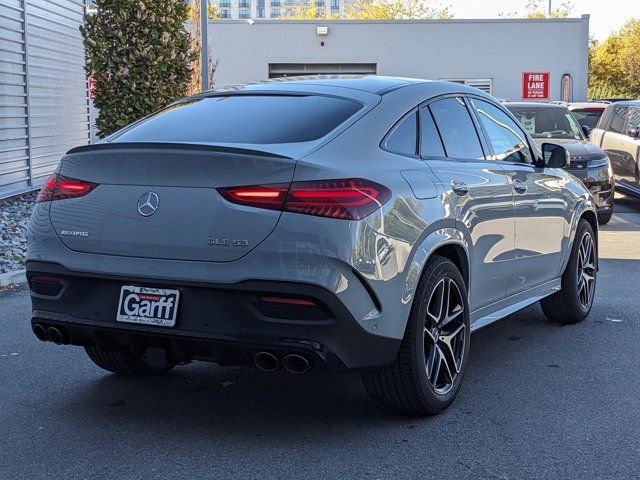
xmin=27 ymin=261 xmax=400 ymax=371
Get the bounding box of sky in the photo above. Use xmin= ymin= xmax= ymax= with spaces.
xmin=446 ymin=0 xmax=640 ymax=41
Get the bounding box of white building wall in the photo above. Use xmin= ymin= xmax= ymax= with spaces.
xmin=208 ymin=17 xmax=589 ymax=101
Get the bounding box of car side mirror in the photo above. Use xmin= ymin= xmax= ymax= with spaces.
xmin=581 ymin=125 xmax=591 ymax=138
xmin=628 ymin=125 xmax=640 ymax=138
xmin=540 ymin=143 xmax=568 ymax=169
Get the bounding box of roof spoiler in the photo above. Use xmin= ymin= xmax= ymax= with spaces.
xmin=66 ymin=142 xmax=291 ymax=159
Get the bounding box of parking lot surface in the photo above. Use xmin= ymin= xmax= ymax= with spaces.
xmin=1 ymin=194 xmax=639 ymax=480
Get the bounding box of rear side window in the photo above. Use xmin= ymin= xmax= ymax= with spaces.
xmin=111 ymin=95 xmax=363 ymax=144
xmin=608 ymin=106 xmax=629 ymax=134
xmin=571 ymin=109 xmax=604 ymax=130
xmin=628 ymin=107 xmax=640 ymax=128
xmin=385 ymin=112 xmax=418 ymax=156
xmin=419 ymin=108 xmax=446 ymax=157
xmin=429 ymin=97 xmax=484 ymax=160
xmin=472 ymin=99 xmax=534 ymax=164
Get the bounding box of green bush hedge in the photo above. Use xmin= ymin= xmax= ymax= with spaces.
xmin=81 ymin=0 xmax=197 ymax=137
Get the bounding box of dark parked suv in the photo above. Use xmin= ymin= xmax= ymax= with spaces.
xmin=506 ymin=102 xmax=615 ymax=224
xmin=590 ymin=101 xmax=640 ymax=199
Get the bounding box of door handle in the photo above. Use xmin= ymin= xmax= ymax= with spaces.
xmin=451 ymin=180 xmax=469 ymax=196
xmin=512 ymin=180 xmax=527 ymax=194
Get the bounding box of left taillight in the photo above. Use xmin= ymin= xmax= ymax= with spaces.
xmin=36 ymin=173 xmax=98 ymax=203
xmin=218 ymin=178 xmax=391 ymax=221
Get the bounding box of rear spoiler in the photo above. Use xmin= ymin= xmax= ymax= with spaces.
xmin=66 ymin=142 xmax=291 ymax=159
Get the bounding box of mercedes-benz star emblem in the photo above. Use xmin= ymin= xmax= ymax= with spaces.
xmin=137 ymin=192 xmax=159 ymax=217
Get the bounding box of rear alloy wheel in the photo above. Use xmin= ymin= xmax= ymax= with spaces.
xmin=361 ymin=256 xmax=470 ymax=415
xmin=541 ymin=219 xmax=597 ymax=323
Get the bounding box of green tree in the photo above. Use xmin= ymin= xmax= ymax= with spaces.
xmin=589 ymin=18 xmax=640 ymax=98
xmin=500 ymin=1 xmax=571 ymax=19
xmin=525 ymin=0 xmax=571 ymax=18
xmin=346 ymin=0 xmax=451 ymax=20
xmin=281 ymin=0 xmax=451 ymax=20
xmin=81 ymin=0 xmax=196 ymax=137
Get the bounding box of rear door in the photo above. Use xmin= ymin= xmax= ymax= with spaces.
xmin=470 ymin=98 xmax=566 ymax=293
xmin=421 ymin=96 xmax=515 ymax=311
xmin=598 ymin=105 xmax=632 ymax=184
xmin=617 ymin=107 xmax=640 ymax=192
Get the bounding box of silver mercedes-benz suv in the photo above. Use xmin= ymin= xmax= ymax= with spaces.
xmin=27 ymin=77 xmax=598 ymax=415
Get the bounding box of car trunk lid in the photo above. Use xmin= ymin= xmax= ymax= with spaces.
xmin=49 ymin=143 xmax=295 ymax=262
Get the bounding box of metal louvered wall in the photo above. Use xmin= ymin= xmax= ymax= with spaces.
xmin=0 ymin=0 xmax=90 ymax=200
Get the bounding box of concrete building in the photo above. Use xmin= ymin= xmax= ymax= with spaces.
xmin=207 ymin=16 xmax=590 ymax=101
xmin=215 ymin=0 xmax=347 ymax=19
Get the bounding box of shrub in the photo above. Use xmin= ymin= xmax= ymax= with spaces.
xmin=81 ymin=0 xmax=197 ymax=137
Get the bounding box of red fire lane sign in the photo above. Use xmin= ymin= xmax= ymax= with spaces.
xmin=522 ymin=72 xmax=550 ymax=100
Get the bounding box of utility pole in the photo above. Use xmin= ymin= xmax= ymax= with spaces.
xmin=548 ymin=0 xmax=552 ymax=15
xmin=200 ymin=0 xmax=209 ymax=91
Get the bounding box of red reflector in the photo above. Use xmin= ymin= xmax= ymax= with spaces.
xmin=218 ymin=178 xmax=390 ymax=220
xmin=30 ymin=276 xmax=63 ymax=284
xmin=260 ymin=296 xmax=317 ymax=306
xmin=36 ymin=173 xmax=98 ymax=203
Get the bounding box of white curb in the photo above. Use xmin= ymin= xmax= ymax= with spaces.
xmin=0 ymin=269 xmax=27 ymax=287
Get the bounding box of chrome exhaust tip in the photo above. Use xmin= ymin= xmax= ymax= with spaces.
xmin=32 ymin=324 xmax=48 ymax=342
xmin=282 ymin=353 xmax=311 ymax=374
xmin=46 ymin=327 xmax=65 ymax=345
xmin=253 ymin=351 xmax=280 ymax=372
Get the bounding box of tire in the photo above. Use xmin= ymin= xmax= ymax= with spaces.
xmin=361 ymin=256 xmax=470 ymax=415
xmin=540 ymin=219 xmax=597 ymax=324
xmin=597 ymin=209 xmax=613 ymax=225
xmin=85 ymin=346 xmax=175 ymax=377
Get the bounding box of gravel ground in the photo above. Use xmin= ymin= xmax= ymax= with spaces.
xmin=0 ymin=191 xmax=37 ymax=274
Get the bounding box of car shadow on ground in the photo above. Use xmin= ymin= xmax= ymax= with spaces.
xmin=37 ymin=302 xmax=586 ymax=440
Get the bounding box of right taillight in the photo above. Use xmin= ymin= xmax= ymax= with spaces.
xmin=218 ymin=178 xmax=391 ymax=220
xmin=36 ymin=173 xmax=98 ymax=203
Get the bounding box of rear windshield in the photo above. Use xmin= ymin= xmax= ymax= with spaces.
xmin=110 ymin=95 xmax=363 ymax=144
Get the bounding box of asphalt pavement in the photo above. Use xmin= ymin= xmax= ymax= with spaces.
xmin=1 ymin=194 xmax=639 ymax=480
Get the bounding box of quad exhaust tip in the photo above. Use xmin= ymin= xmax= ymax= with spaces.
xmin=32 ymin=324 xmax=48 ymax=342
xmin=46 ymin=326 xmax=66 ymax=345
xmin=282 ymin=353 xmax=311 ymax=374
xmin=253 ymin=351 xmax=280 ymax=372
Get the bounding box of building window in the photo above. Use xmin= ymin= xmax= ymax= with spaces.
xmin=315 ymin=0 xmax=324 ymax=5
xmin=316 ymin=7 xmax=325 ymax=15
xmin=239 ymin=8 xmax=250 ymax=17
xmin=271 ymin=7 xmax=280 ymax=16
xmin=331 ymin=0 xmax=339 ymax=6
xmin=271 ymin=0 xmax=280 ymax=5
xmin=219 ymin=0 xmax=231 ymax=7
xmin=286 ymin=8 xmax=295 ymax=15
xmin=440 ymin=78 xmax=493 ymax=95
xmin=284 ymin=0 xmax=294 ymax=5
xmin=219 ymin=8 xmax=231 ymax=17
xmin=239 ymin=0 xmax=250 ymax=7
xmin=330 ymin=6 xmax=339 ymax=13
xmin=257 ymin=7 xmax=265 ymax=17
